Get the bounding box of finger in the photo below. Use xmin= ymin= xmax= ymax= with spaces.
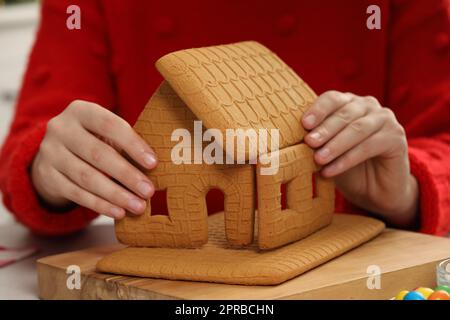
xmin=70 ymin=101 xmax=158 ymax=169
xmin=314 ymin=113 xmax=385 ymax=165
xmin=321 ymin=132 xmax=388 ymax=177
xmin=55 ymin=147 xmax=147 ymax=215
xmin=93 ymin=133 xmax=123 ymax=153
xmin=50 ymin=168 xmax=126 ymax=219
xmin=302 ymin=90 xmax=353 ymax=130
xmin=305 ymin=100 xmax=369 ymax=148
xmin=62 ymin=125 xmax=155 ymax=199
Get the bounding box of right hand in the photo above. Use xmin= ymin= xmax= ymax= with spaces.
xmin=31 ymin=100 xmax=158 ymax=219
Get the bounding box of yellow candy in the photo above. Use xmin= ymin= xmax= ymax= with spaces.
xmin=395 ymin=290 xmax=409 ymax=300
xmin=414 ymin=287 xmax=434 ymax=299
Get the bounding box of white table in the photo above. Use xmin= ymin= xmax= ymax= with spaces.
xmin=0 ymin=217 xmax=116 ymax=299
xmin=0 ymin=3 xmax=55 ymax=300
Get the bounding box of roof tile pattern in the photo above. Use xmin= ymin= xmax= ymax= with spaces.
xmin=156 ymin=41 xmax=316 ymax=158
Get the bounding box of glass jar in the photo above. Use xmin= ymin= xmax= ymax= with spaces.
xmin=436 ymin=258 xmax=450 ymax=287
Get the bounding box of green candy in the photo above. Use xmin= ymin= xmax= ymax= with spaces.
xmin=434 ymin=285 xmax=450 ymax=294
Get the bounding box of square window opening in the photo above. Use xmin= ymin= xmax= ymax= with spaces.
xmin=150 ymin=189 xmax=169 ymax=216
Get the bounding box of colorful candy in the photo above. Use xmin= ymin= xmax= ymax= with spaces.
xmin=394 ymin=285 xmax=450 ymax=300
xmin=414 ymin=287 xmax=434 ymax=299
xmin=395 ymin=290 xmax=409 ymax=300
xmin=403 ymin=291 xmax=425 ymax=300
xmin=434 ymin=285 xmax=450 ymax=294
xmin=428 ymin=290 xmax=450 ymax=300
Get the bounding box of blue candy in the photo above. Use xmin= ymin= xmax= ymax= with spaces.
xmin=403 ymin=291 xmax=425 ymax=300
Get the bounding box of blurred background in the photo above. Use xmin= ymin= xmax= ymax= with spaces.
xmin=0 ymin=0 xmax=111 ymax=228
xmin=0 ymin=0 xmax=39 ymax=223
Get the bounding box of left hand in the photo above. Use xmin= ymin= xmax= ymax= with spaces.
xmin=301 ymin=90 xmax=419 ymax=228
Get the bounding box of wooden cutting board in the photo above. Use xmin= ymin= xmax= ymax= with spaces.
xmin=37 ymin=228 xmax=450 ymax=300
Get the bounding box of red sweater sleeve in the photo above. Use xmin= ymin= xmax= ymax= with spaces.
xmin=387 ymin=0 xmax=450 ymax=235
xmin=0 ymin=0 xmax=116 ymax=235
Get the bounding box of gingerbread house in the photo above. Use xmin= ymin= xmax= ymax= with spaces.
xmin=115 ymin=41 xmax=335 ymax=250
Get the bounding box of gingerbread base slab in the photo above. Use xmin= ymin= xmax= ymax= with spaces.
xmin=96 ymin=213 xmax=384 ymax=285
xmin=37 ymin=226 xmax=450 ymax=299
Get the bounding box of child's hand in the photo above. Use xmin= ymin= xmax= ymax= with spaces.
xmin=302 ymin=91 xmax=419 ymax=228
xmin=31 ymin=100 xmax=158 ymax=219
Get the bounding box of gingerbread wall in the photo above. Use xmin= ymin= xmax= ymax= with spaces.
xmin=257 ymin=144 xmax=335 ymax=249
xmin=115 ymin=82 xmax=255 ymax=247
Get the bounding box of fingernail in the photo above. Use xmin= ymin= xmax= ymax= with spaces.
xmin=317 ymin=147 xmax=330 ymax=159
xmin=143 ymin=152 xmax=157 ymax=168
xmin=309 ymin=132 xmax=321 ymax=141
xmin=303 ymin=114 xmax=316 ymax=127
xmin=109 ymin=207 xmax=124 ymax=219
xmin=323 ymin=164 xmax=335 ymax=176
xmin=323 ymin=162 xmax=341 ymax=176
xmin=137 ymin=181 xmax=153 ymax=198
xmin=128 ymin=198 xmax=145 ymax=213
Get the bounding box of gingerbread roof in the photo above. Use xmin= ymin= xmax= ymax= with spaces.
xmin=156 ymin=41 xmax=317 ymax=158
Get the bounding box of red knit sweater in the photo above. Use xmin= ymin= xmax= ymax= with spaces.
xmin=0 ymin=0 xmax=449 ymax=236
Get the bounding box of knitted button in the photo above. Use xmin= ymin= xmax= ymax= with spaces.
xmin=154 ymin=16 xmax=176 ymax=37
xmin=434 ymin=32 xmax=449 ymax=52
xmin=337 ymin=58 xmax=360 ymax=79
xmin=276 ymin=14 xmax=297 ymax=36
